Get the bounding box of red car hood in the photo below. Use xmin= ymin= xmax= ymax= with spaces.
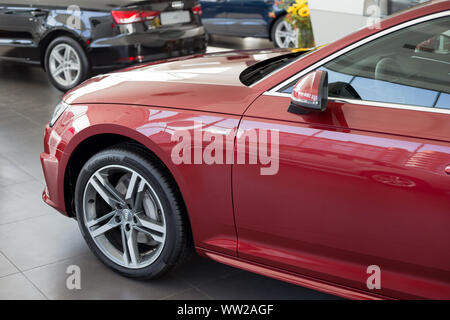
xmin=63 ymin=49 xmax=293 ymax=115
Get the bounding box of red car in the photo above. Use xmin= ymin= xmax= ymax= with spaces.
xmin=41 ymin=1 xmax=450 ymax=300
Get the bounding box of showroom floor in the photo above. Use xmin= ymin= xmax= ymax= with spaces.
xmin=0 ymin=37 xmax=337 ymax=300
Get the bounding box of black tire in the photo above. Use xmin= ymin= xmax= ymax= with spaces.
xmin=74 ymin=144 xmax=192 ymax=279
xmin=44 ymin=36 xmax=90 ymax=92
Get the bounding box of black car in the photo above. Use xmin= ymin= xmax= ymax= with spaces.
xmin=0 ymin=0 xmax=206 ymax=91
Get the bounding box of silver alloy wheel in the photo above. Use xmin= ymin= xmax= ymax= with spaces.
xmin=83 ymin=165 xmax=167 ymax=269
xmin=274 ymin=20 xmax=298 ymax=48
xmin=49 ymin=43 xmax=81 ymax=87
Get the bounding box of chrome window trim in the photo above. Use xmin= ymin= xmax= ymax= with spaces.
xmin=261 ymin=94 xmax=450 ymax=115
xmin=266 ymin=10 xmax=450 ymax=94
xmin=330 ymin=98 xmax=450 ymax=115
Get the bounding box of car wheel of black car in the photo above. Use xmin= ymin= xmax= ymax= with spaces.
xmin=74 ymin=145 xmax=192 ymax=279
xmin=272 ymin=16 xmax=298 ymax=48
xmin=44 ymin=36 xmax=89 ymax=91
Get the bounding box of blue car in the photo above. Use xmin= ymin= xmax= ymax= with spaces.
xmin=200 ymin=0 xmax=429 ymax=48
xmin=200 ymin=0 xmax=296 ymax=48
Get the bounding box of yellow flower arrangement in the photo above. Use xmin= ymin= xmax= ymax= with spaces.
xmin=288 ymin=0 xmax=309 ymax=16
xmin=272 ymin=0 xmax=314 ymax=48
xmin=298 ymin=6 xmax=310 ymax=17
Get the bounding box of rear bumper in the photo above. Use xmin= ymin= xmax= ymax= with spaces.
xmin=88 ymin=25 xmax=207 ymax=70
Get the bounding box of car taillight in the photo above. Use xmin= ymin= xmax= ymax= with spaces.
xmin=112 ymin=10 xmax=160 ymax=24
xmin=192 ymin=4 xmax=202 ymax=15
xmin=112 ymin=10 xmax=141 ymax=24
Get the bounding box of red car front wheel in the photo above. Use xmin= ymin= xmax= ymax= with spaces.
xmin=74 ymin=144 xmax=192 ymax=279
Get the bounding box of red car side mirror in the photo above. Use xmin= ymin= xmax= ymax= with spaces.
xmin=288 ymin=70 xmax=328 ymax=115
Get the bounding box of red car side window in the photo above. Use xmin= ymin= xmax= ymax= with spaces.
xmin=281 ymin=16 xmax=450 ymax=110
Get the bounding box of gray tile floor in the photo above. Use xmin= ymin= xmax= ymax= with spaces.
xmin=0 ymin=37 xmax=337 ymax=300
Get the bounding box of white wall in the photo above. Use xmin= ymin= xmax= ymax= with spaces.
xmin=309 ymin=0 xmax=365 ymax=15
xmin=309 ymin=0 xmax=376 ymax=46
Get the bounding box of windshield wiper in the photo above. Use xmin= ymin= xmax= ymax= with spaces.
xmin=240 ymin=51 xmax=308 ymax=86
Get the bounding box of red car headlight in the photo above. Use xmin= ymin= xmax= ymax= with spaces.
xmin=49 ymin=100 xmax=69 ymax=127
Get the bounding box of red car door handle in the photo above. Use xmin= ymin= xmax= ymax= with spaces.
xmin=445 ymin=166 xmax=450 ymax=175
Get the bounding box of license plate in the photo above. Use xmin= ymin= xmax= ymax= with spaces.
xmin=160 ymin=10 xmax=190 ymax=25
